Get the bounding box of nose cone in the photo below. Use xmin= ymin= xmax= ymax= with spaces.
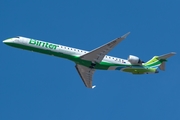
xmin=3 ymin=39 xmax=15 ymax=46
xmin=3 ymin=39 xmax=14 ymax=43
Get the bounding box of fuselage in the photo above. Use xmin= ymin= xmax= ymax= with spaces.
xmin=3 ymin=36 xmax=157 ymax=74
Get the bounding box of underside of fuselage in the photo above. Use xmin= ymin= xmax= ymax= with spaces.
xmin=122 ymin=67 xmax=158 ymax=74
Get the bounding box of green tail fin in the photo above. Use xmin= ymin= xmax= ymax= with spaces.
xmin=145 ymin=56 xmax=159 ymax=65
xmin=144 ymin=52 xmax=176 ymax=70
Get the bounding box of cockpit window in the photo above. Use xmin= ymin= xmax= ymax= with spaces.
xmin=15 ymin=36 xmax=20 ymax=38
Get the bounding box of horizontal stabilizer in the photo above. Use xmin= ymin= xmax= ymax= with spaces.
xmin=158 ymin=52 xmax=176 ymax=71
xmin=158 ymin=52 xmax=176 ymax=60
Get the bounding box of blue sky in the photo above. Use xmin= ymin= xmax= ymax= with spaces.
xmin=0 ymin=0 xmax=180 ymax=120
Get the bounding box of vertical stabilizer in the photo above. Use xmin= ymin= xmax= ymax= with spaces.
xmin=144 ymin=52 xmax=176 ymax=71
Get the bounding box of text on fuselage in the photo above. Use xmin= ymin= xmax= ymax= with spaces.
xmin=29 ymin=39 xmax=59 ymax=50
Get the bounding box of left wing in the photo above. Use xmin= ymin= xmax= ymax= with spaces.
xmin=75 ymin=64 xmax=96 ymax=88
xmin=80 ymin=32 xmax=130 ymax=63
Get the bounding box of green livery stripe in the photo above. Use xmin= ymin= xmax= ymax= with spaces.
xmin=145 ymin=56 xmax=159 ymax=65
xmin=122 ymin=67 xmax=156 ymax=74
xmin=144 ymin=56 xmax=161 ymax=67
xmin=144 ymin=56 xmax=168 ymax=68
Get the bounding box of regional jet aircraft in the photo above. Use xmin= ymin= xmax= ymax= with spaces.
xmin=3 ymin=32 xmax=175 ymax=88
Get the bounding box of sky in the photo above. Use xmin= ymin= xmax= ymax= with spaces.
xmin=0 ymin=0 xmax=180 ymax=120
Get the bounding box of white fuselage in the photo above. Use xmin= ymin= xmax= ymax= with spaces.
xmin=4 ymin=36 xmax=131 ymax=65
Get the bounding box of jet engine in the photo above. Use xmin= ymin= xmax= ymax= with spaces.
xmin=128 ymin=55 xmax=144 ymax=64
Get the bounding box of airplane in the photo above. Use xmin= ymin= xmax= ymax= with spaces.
xmin=3 ymin=32 xmax=176 ymax=88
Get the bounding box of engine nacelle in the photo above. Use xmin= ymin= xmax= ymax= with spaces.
xmin=128 ymin=55 xmax=143 ymax=64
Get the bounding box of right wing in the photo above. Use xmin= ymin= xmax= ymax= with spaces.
xmin=76 ymin=32 xmax=130 ymax=88
xmin=80 ymin=32 xmax=130 ymax=64
xmin=75 ymin=64 xmax=95 ymax=88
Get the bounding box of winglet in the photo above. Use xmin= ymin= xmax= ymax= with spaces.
xmin=92 ymin=85 xmax=96 ymax=89
xmin=121 ymin=32 xmax=130 ymax=38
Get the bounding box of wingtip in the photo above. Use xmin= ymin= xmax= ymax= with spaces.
xmin=171 ymin=52 xmax=176 ymax=55
xmin=92 ymin=85 xmax=96 ymax=89
xmin=121 ymin=32 xmax=130 ymax=38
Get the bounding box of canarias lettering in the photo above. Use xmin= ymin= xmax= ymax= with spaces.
xmin=29 ymin=39 xmax=59 ymax=50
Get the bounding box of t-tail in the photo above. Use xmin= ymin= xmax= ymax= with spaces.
xmin=144 ymin=52 xmax=176 ymax=72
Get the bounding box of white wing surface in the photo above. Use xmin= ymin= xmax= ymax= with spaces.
xmin=76 ymin=32 xmax=130 ymax=88
xmin=75 ymin=64 xmax=95 ymax=88
xmin=80 ymin=32 xmax=130 ymax=63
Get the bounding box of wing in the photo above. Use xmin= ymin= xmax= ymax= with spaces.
xmin=75 ymin=64 xmax=95 ymax=88
xmin=80 ymin=32 xmax=130 ymax=63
